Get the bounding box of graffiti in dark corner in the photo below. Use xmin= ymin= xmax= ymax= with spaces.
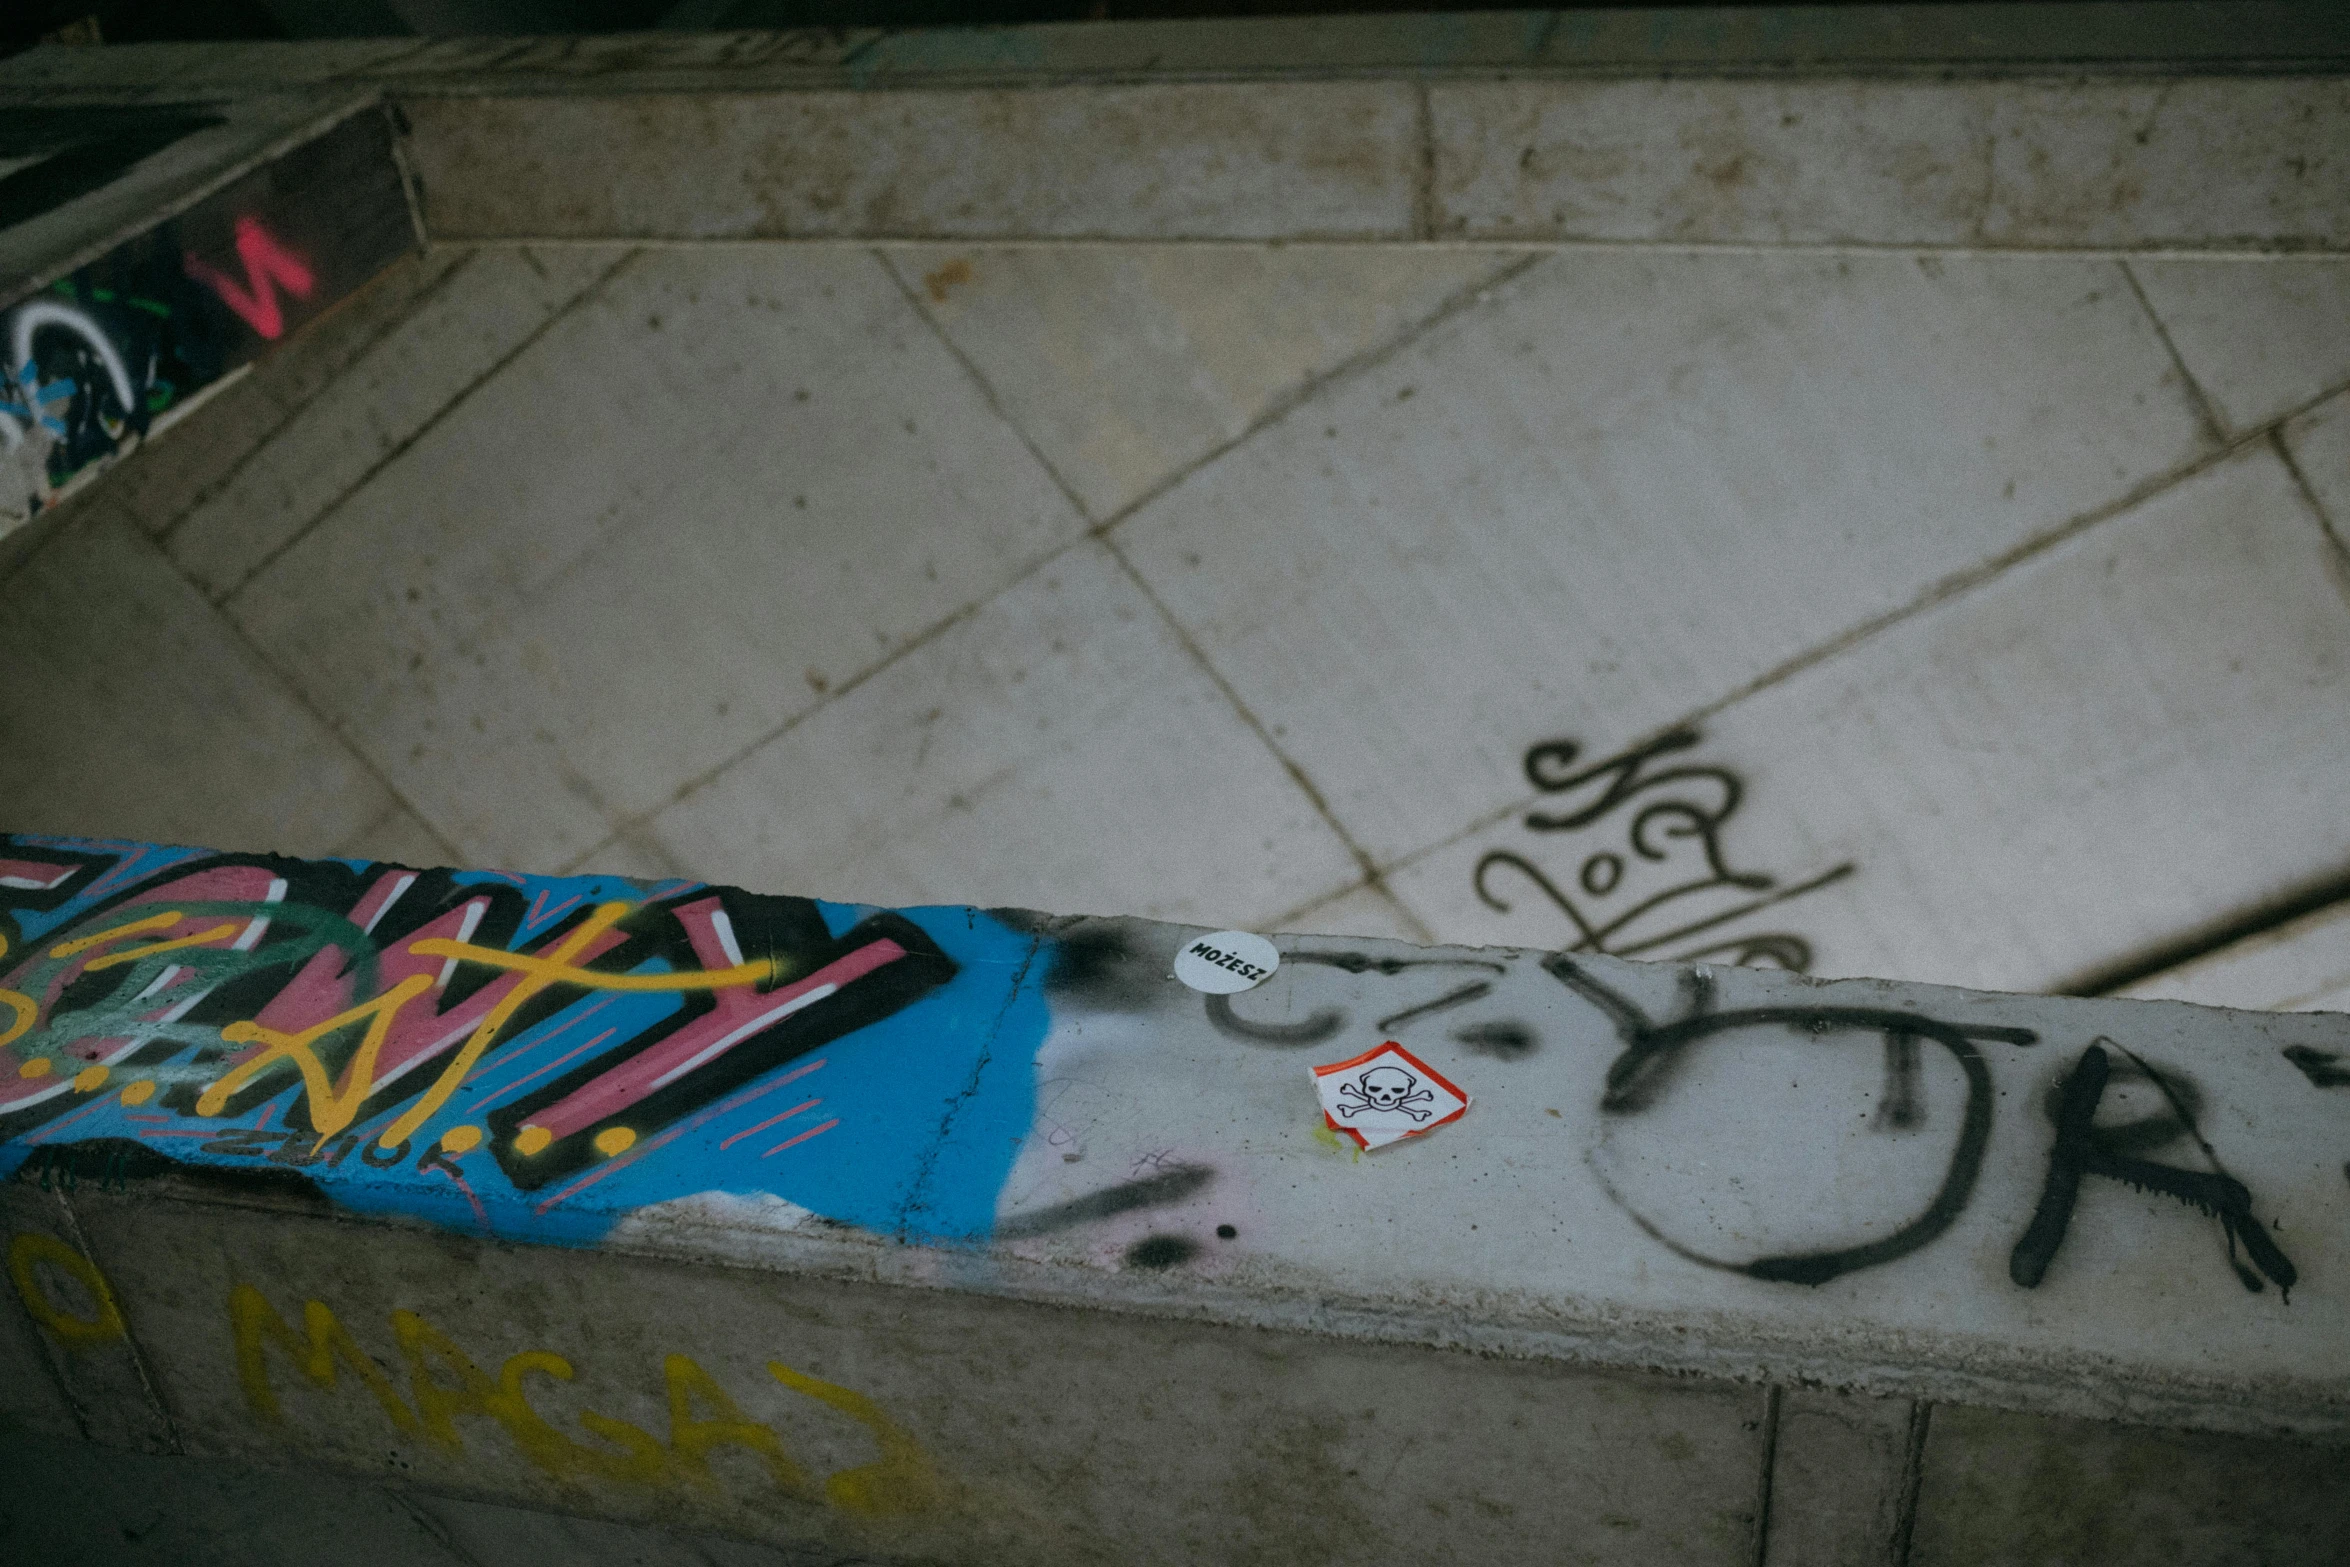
xmin=2011 ymin=1040 xmax=2297 ymax=1298
xmin=0 ymin=834 xmax=1054 ymax=1247
xmin=0 ymin=213 xmax=324 ymax=525
xmin=0 ymin=107 xmax=415 ymax=530
xmin=1548 ymin=958 xmax=2298 ymax=1300
xmin=1474 ymin=729 xmax=1855 ymax=974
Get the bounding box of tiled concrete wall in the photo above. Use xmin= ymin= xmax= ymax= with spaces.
xmin=7 ymin=236 xmax=2345 ymax=1005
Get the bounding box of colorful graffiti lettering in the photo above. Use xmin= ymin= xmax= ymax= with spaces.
xmin=0 ymin=835 xmax=1049 ymax=1245
xmin=230 ymin=1284 xmax=942 ymax=1513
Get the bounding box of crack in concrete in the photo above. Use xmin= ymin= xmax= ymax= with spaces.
xmin=888 ymin=932 xmax=1043 ymax=1243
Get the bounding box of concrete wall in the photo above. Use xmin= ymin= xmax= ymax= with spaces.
xmin=2 ymin=836 xmax=2348 ymax=1563
xmin=3 ymin=16 xmax=2347 ymax=1020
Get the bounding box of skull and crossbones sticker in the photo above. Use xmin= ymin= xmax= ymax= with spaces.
xmin=1310 ymin=1042 xmax=1469 ymax=1151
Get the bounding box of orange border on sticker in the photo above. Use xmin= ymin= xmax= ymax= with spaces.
xmin=1311 ymin=1040 xmax=1469 ymax=1150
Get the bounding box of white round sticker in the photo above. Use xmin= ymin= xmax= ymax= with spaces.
xmin=1173 ymin=930 xmax=1280 ymax=994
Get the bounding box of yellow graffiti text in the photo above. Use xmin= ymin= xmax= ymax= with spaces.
xmin=9 ymin=1231 xmax=128 ymax=1349
xmin=228 ymin=1285 xmax=938 ymax=1514
xmin=667 ymin=1351 xmax=809 ymax=1495
xmin=391 ymin=1309 xmax=666 ymax=1486
xmin=768 ymin=1359 xmax=941 ymax=1515
xmin=232 ymin=1283 xmax=418 ymax=1434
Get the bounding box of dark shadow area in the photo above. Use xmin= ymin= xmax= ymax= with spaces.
xmin=2 ymin=0 xmax=2253 ymax=60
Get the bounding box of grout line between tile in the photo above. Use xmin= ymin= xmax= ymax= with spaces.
xmin=455 ymin=245 xmax=1549 ymax=882
xmin=1089 ymin=248 xmax=1544 ymax=541
xmin=1360 ymin=368 xmax=2350 ymax=900
xmin=870 ymin=244 xmax=1397 ymax=889
xmin=379 ymin=1489 xmax=489 ymax=1567
xmin=1271 ymin=873 xmax=1439 ymax=945
xmin=1105 ymin=529 xmax=1396 ymax=888
xmin=1411 ymin=80 xmax=1437 ymax=242
xmin=382 ymin=99 xmax=432 ymax=252
xmin=1750 ymin=1382 xmax=1784 ymax=1567
xmin=551 ymin=540 xmax=1082 ymax=877
xmin=1888 ymin=1400 xmax=1932 ymax=1565
xmin=2118 ymin=259 xmax=2228 ymax=444
xmin=53 ymin=1186 xmax=185 ymax=1456
xmin=0 ymin=488 xmax=117 ymax=599
xmin=124 ymin=520 xmax=475 ymax=875
xmin=154 ymin=247 xmax=488 ymax=547
xmin=876 ymin=243 xmax=1535 ymax=913
xmin=332 ymin=797 xmax=464 ymax=868
xmin=2270 ymin=423 xmax=2350 ymax=575
xmin=214 ymin=247 xmax=641 ymax=610
xmin=873 ymin=246 xmax=1101 ymax=527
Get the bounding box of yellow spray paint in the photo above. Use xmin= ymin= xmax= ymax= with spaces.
xmin=9 ymin=1231 xmax=129 ymax=1348
xmin=667 ymin=1352 xmax=808 ymax=1495
xmin=227 ymin=1284 xmax=939 ymax=1514
xmin=232 ymin=1283 xmax=418 ymax=1434
xmin=768 ymin=1360 xmax=942 ymax=1515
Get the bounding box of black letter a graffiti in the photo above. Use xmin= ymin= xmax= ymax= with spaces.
xmin=2010 ymin=1043 xmax=2296 ymax=1297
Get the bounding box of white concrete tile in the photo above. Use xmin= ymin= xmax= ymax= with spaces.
xmin=168 ymin=246 xmax=620 ymax=599
xmin=2128 ymin=260 xmax=2350 ymax=436
xmin=890 ymin=245 xmax=1518 ymax=520
xmin=648 ymin=541 xmax=1361 ymax=927
xmin=0 ymin=509 xmax=394 ymax=857
xmin=1272 ymin=880 xmax=1432 ymax=945
xmin=2116 ymin=902 xmax=2350 ymax=1014
xmin=2284 ymin=388 xmax=2350 ymax=541
xmin=565 ymin=828 xmax=690 ymax=884
xmin=1389 ymin=447 xmax=2350 ymax=995
xmin=330 ymin=802 xmax=458 ymax=869
xmin=229 ymin=248 xmax=1089 ymax=874
xmin=406 ymin=83 xmax=1420 ymax=241
xmin=1119 ymin=250 xmax=2212 ymax=869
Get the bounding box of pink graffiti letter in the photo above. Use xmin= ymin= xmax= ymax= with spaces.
xmin=184 ymin=216 xmax=315 ymax=341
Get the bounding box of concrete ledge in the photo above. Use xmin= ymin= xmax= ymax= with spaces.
xmin=3 ymin=14 xmax=2346 ymax=252
xmin=394 ymin=74 xmax=2350 ymax=249
xmin=400 ymin=84 xmax=1422 ymax=243
xmin=3 ymin=835 xmax=2348 ymax=1562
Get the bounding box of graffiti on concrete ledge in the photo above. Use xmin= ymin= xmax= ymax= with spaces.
xmin=0 ymin=835 xmax=1047 ymax=1246
xmin=1550 ymin=957 xmax=2300 ymax=1298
